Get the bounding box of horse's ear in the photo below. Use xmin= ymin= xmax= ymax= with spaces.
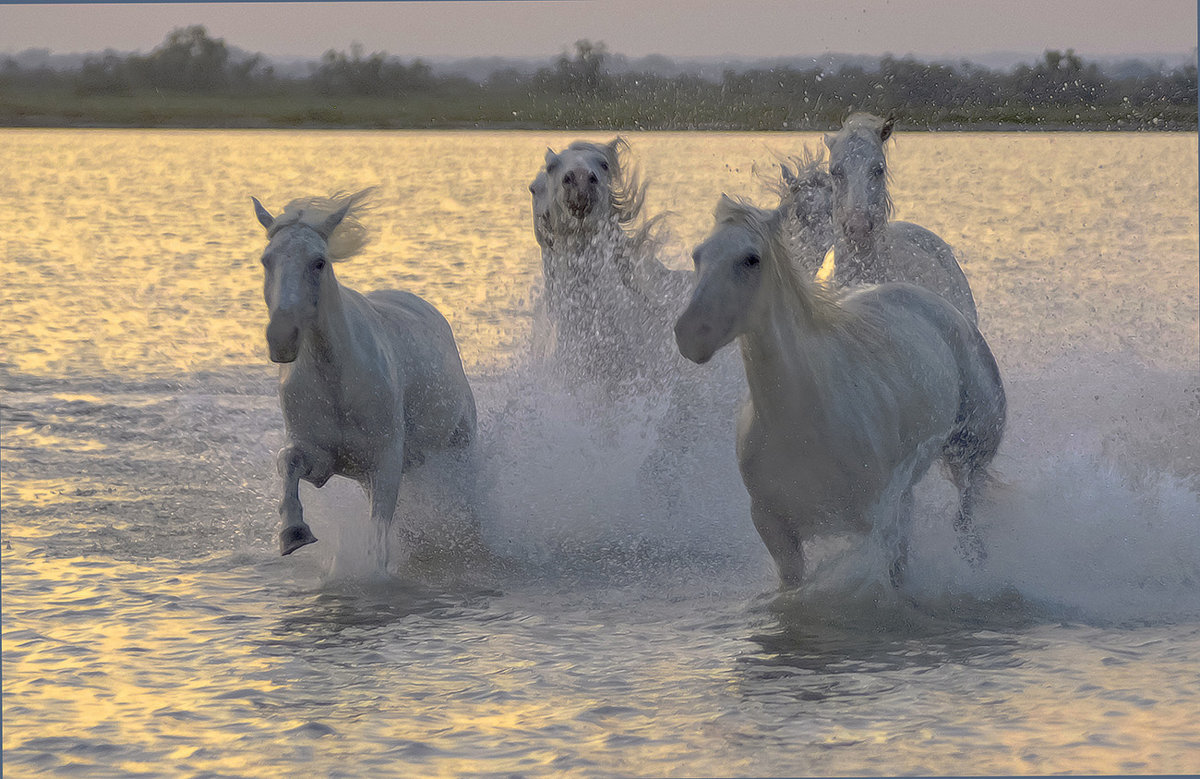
xmin=316 ymin=201 xmax=352 ymax=240
xmin=780 ymin=164 xmax=798 ymax=189
xmin=544 ymin=148 xmax=558 ymax=166
xmin=880 ymin=115 xmax=896 ymax=142
xmin=823 ymin=133 xmax=836 ymax=151
xmin=251 ymin=196 xmax=274 ymax=231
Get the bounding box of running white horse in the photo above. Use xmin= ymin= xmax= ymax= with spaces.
xmin=530 ymin=137 xmax=690 ymax=391
xmin=252 ymin=190 xmax=477 ymax=564
xmin=825 ymin=113 xmax=979 ymax=324
xmin=674 ymin=196 xmax=1006 ymax=587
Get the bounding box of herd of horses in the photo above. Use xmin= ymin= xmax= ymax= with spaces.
xmin=250 ymin=112 xmax=1007 ymax=588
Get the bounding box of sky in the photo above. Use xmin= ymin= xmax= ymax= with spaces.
xmin=2 ymin=0 xmax=1196 ymax=62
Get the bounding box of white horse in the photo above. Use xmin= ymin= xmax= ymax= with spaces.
xmin=252 ymin=190 xmax=477 ymax=564
xmin=674 ymin=196 xmax=1006 ymax=587
xmin=767 ymin=145 xmax=836 ymax=279
xmin=825 ymin=113 xmax=979 ymax=325
xmin=530 ymin=137 xmax=690 ymax=391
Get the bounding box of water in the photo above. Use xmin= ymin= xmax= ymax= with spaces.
xmin=3 ymin=129 xmax=1199 ymax=776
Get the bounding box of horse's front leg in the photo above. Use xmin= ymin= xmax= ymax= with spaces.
xmin=750 ymin=500 xmax=805 ymax=588
xmin=277 ymin=443 xmax=332 ymax=556
xmin=366 ymin=443 xmax=406 ymax=571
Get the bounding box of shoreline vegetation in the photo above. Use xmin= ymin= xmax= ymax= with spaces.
xmin=3 ymin=27 xmax=1196 ymax=131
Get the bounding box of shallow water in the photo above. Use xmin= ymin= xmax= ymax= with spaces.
xmin=2 ymin=129 xmax=1199 ymax=776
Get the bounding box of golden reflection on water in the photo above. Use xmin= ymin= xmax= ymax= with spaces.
xmin=4 ymin=544 xmax=1199 ymax=775
xmin=2 ymin=129 xmax=1197 ymax=380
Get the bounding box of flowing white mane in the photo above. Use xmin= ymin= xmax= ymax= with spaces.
xmin=270 ymin=188 xmax=375 ymax=260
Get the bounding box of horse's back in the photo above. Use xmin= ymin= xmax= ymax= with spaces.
xmin=362 ymin=289 xmax=458 ymax=354
xmin=363 ymin=288 xmax=477 ymax=449
xmin=883 ymin=221 xmax=979 ymax=325
xmin=855 ymin=282 xmax=1004 ymax=461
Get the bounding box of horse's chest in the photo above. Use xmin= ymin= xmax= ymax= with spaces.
xmin=278 ymin=371 xmax=397 ymax=457
xmin=738 ymin=407 xmax=882 ymax=527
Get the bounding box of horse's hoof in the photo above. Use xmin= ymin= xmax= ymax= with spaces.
xmin=280 ymin=525 xmax=318 ymax=556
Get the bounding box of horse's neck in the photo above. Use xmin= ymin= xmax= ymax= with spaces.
xmin=738 ymin=273 xmax=828 ymax=414
xmin=554 ymin=217 xmax=626 ymax=257
xmin=299 ymin=276 xmax=361 ymax=370
xmin=794 ymin=218 xmax=835 ymax=270
xmin=834 ymin=228 xmax=889 ymax=285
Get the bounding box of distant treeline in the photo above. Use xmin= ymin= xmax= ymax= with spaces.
xmin=2 ymin=26 xmax=1196 ymax=130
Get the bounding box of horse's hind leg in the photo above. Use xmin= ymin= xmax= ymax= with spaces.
xmin=947 ymin=459 xmax=988 ymax=567
xmin=277 ymin=443 xmax=331 ymax=556
xmin=888 ymin=487 xmax=915 ymax=588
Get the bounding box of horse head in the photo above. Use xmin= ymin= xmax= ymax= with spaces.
xmin=252 ymin=192 xmax=368 ymax=363
xmin=825 ymin=112 xmax=895 ymax=249
xmin=540 ymin=138 xmax=644 ymax=236
xmin=775 ymin=148 xmax=834 ymax=274
xmin=675 ymin=196 xmax=784 ymax=364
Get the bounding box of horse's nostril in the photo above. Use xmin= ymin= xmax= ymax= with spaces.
xmin=563 ymin=172 xmax=574 ymax=186
xmin=588 ymin=173 xmax=598 ymax=184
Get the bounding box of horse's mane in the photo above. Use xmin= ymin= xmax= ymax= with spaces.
xmin=831 ymin=112 xmax=895 ymax=222
xmin=272 ymin=188 xmax=374 ymax=260
xmin=713 ymin=196 xmax=848 ymax=331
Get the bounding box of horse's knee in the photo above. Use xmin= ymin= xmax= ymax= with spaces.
xmin=278 ymin=444 xmax=333 ymax=486
xmin=277 ymin=446 xmax=306 ymax=479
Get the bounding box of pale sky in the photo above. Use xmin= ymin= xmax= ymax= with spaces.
xmin=2 ymin=0 xmax=1196 ymax=61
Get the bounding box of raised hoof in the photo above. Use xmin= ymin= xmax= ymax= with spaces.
xmin=280 ymin=525 xmax=318 ymax=556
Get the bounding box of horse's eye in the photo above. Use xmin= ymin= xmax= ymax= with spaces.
xmin=830 ymin=166 xmax=844 ymax=178
xmin=742 ymin=253 xmax=760 ymax=269
xmin=873 ymin=164 xmax=885 ymax=177
xmin=599 ymin=161 xmax=608 ymax=171
xmin=314 ymin=258 xmax=327 ymax=272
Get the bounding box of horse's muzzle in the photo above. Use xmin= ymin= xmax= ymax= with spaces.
xmin=564 ymin=189 xmax=596 ymax=220
xmin=674 ymin=313 xmax=717 ymax=365
xmin=841 ymin=214 xmax=875 ymax=245
xmin=266 ymin=319 xmax=300 ymax=363
xmin=562 ymin=168 xmax=599 ymax=219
